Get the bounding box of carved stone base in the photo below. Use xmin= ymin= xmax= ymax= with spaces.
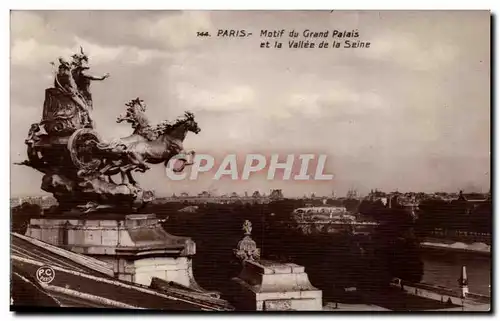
xmin=40 ymin=172 xmax=153 ymax=212
xmin=231 ymin=260 xmax=323 ymax=311
xmin=25 ymin=214 xmax=201 ymax=289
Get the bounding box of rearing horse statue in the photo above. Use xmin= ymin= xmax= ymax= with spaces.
xmin=114 ymin=97 xmax=155 ymax=144
xmin=96 ymin=111 xmax=200 ymax=186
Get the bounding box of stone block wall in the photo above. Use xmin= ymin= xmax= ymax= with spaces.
xmin=231 ymin=260 xmax=322 ymax=311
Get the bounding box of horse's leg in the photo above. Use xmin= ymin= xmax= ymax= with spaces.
xmin=185 ymin=150 xmax=196 ymax=165
xmin=120 ymin=168 xmax=139 ymax=191
xmin=134 ymin=166 xmax=147 ymax=173
xmin=121 ymin=161 xmax=143 ymax=173
xmin=169 ymin=150 xmax=195 ymax=173
xmin=120 ymin=163 xmax=133 ymax=171
xmin=175 ymin=150 xmax=195 ymax=166
xmin=171 ymin=159 xmax=187 ymax=173
xmin=127 ymin=151 xmax=149 ymax=172
xmin=120 ymin=170 xmax=129 ymax=185
xmin=117 ymin=162 xmax=140 ymax=186
xmin=99 ymin=163 xmax=113 ymax=174
xmin=126 ymin=171 xmax=138 ymax=186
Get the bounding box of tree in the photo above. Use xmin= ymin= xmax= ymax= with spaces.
xmin=469 ymin=201 xmax=492 ymax=234
xmin=252 ymin=191 xmax=261 ymax=198
xmin=11 ymin=202 xmax=42 ymax=234
xmin=343 ymin=198 xmax=361 ymax=213
xmin=358 ymin=199 xmax=386 ymax=219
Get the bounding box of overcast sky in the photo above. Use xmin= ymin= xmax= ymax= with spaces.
xmin=10 ymin=10 xmax=490 ymax=197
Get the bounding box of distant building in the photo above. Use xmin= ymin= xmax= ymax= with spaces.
xmin=198 ymin=191 xmax=211 ymax=198
xmin=10 ymin=198 xmax=22 ymax=208
xmin=269 ymin=189 xmax=284 ymax=200
xmin=293 ymin=206 xmax=353 ymax=221
xmin=346 ymin=189 xmax=358 ymax=199
xmin=42 ymin=196 xmax=58 ymax=208
xmin=368 ymin=189 xmax=387 ymax=200
xmin=10 ymin=196 xmax=57 ymax=209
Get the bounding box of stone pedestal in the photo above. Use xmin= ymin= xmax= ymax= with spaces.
xmin=231 ymin=259 xmax=322 ymax=311
xmin=25 ymin=214 xmax=201 ymax=289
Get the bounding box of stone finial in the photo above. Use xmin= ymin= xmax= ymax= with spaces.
xmin=243 ymin=219 xmax=252 ymax=235
xmin=234 ymin=220 xmax=260 ymax=262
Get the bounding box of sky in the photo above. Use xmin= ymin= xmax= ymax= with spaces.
xmin=10 ymin=10 xmax=491 ymax=197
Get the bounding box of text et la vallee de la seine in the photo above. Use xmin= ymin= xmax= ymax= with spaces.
xmin=217 ymin=29 xmax=371 ymax=49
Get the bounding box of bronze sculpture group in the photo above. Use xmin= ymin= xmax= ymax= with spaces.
xmin=17 ymin=48 xmax=200 ymax=213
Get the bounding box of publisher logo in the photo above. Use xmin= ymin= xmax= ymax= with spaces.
xmin=36 ymin=266 xmax=55 ymax=284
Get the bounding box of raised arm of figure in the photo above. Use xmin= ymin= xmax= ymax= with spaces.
xmin=84 ymin=72 xmax=110 ymax=81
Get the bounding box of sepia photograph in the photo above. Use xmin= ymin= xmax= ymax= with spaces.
xmin=9 ymin=10 xmax=491 ymax=312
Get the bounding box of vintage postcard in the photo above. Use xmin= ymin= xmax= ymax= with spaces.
xmin=10 ymin=10 xmax=491 ymax=312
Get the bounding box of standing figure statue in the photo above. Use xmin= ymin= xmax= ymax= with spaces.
xmin=53 ymin=57 xmax=90 ymax=125
xmin=49 ymin=47 xmax=110 ymax=129
xmin=54 ymin=58 xmax=77 ymax=94
xmin=71 ymin=47 xmax=110 ymax=123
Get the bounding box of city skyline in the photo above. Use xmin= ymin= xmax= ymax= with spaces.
xmin=10 ymin=10 xmax=490 ymax=197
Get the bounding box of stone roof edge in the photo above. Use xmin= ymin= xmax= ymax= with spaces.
xmin=12 ymin=254 xmax=230 ymax=311
xmin=12 ymin=232 xmax=115 ymax=276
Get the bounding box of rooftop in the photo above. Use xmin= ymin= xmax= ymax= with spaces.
xmin=11 ymin=233 xmax=233 ymax=311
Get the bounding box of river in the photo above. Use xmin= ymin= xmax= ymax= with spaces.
xmin=421 ymin=248 xmax=491 ymax=296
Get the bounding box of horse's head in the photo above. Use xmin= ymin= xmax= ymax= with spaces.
xmin=182 ymin=111 xmax=201 ymax=134
xmin=157 ymin=111 xmax=200 ymax=141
